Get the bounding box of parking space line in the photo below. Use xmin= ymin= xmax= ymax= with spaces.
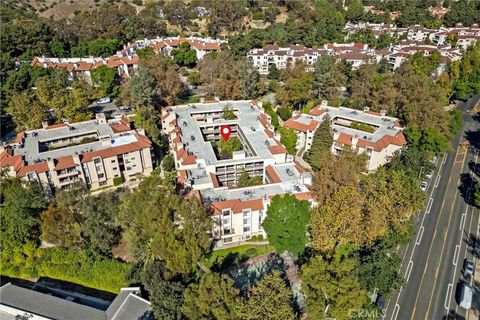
xmin=444 ymin=283 xmax=453 ymax=310
xmin=460 ymin=213 xmax=466 ymax=230
xmin=416 ymin=227 xmax=424 ymax=245
xmin=405 ymin=261 xmax=414 ymax=282
xmin=392 ymin=304 xmax=400 ymax=320
xmin=453 ymin=245 xmax=460 ymax=266
xmin=434 ymin=174 xmax=441 ymax=188
xmin=426 ymin=198 xmax=433 ymax=214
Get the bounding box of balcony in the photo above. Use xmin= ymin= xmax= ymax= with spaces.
xmin=222 ymin=228 xmax=235 ymax=236
xmin=56 ymin=169 xmax=78 ymax=178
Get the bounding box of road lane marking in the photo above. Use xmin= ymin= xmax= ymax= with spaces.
xmin=434 ymin=174 xmax=441 ymax=188
xmin=443 ymin=155 xmax=447 ymax=164
xmin=415 ymin=227 xmax=424 ymax=245
xmin=453 ymin=245 xmax=460 ymax=266
xmin=426 ymin=198 xmax=433 ymax=214
xmin=419 ymin=148 xmax=467 ymax=320
xmin=460 ymin=212 xmax=466 ymax=230
xmin=405 ymin=261 xmax=414 ymax=282
xmin=444 ymin=283 xmax=453 ymax=310
xmin=392 ymin=304 xmax=400 ymax=320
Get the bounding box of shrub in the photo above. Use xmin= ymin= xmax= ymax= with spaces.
xmin=113 ymin=177 xmax=123 ymax=186
xmin=276 ymin=106 xmax=292 ymax=121
xmin=1 ymin=243 xmax=129 ymax=293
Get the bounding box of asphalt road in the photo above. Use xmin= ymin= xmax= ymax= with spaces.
xmin=383 ymin=100 xmax=480 ymax=320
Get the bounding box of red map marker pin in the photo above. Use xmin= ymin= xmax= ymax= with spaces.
xmin=220 ymin=125 xmax=232 ymax=140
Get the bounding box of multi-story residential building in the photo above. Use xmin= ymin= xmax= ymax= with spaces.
xmin=162 ymin=100 xmax=313 ymax=248
xmin=0 ymin=113 xmax=153 ymax=194
xmin=30 ymin=37 xmax=226 ymax=83
xmin=284 ymin=101 xmax=406 ymax=172
xmin=0 ymin=283 xmax=152 ymax=320
xmin=30 ymin=36 xmax=225 ymax=81
xmin=125 ymin=36 xmax=226 ymax=60
xmin=31 ymin=54 xmax=140 ymax=83
xmin=247 ymin=43 xmax=381 ymax=74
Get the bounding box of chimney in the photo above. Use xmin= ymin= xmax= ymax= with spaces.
xmin=42 ymin=121 xmax=48 ymax=129
xmin=364 ymin=106 xmax=370 ymax=112
xmin=380 ymin=109 xmax=386 ymax=116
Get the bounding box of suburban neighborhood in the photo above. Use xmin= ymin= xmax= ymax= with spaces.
xmin=0 ymin=1 xmax=479 ymax=320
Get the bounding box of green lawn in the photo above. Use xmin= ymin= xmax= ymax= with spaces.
xmin=205 ymin=244 xmax=276 ymax=270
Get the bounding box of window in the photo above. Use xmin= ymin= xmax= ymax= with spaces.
xmin=112 ymin=167 xmax=118 ymax=171
xmin=98 ymin=173 xmax=105 ymax=179
xmin=126 ymin=167 xmax=132 ymax=171
xmin=244 ymin=219 xmax=250 ymax=225
xmin=243 ymin=211 xmax=250 ymax=217
xmin=223 ymin=237 xmax=233 ymax=243
xmin=243 ymin=226 xmax=250 ymax=233
xmin=94 ymin=158 xmax=101 ymax=164
xmin=222 ymin=210 xmax=231 ymax=216
xmin=99 ymin=181 xmax=107 ymax=186
xmin=111 ymin=159 xmax=116 ymax=163
xmin=222 ymin=218 xmax=230 ymax=225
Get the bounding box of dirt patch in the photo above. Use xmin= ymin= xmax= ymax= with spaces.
xmin=111 ymin=236 xmax=134 ymax=263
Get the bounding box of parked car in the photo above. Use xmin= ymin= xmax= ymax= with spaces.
xmin=457 ymin=282 xmax=473 ymax=309
xmin=96 ymin=97 xmax=111 ymax=104
xmin=119 ymin=106 xmax=131 ymax=112
xmin=425 ymin=170 xmax=434 ymax=180
xmin=420 ymin=181 xmax=428 ymax=192
xmin=463 ymin=259 xmax=474 ymax=277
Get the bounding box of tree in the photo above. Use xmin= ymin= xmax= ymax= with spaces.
xmin=237 ymin=172 xmax=263 ymax=188
xmin=239 ymin=272 xmax=296 ymax=320
xmin=134 ymin=105 xmax=162 ymax=145
xmin=182 ymin=273 xmax=241 ymax=320
xmin=304 ymin=115 xmax=332 ymax=170
xmin=276 ymin=106 xmax=292 ymax=121
xmin=223 ymin=106 xmax=236 ymax=120
xmin=355 ymin=235 xmax=405 ymax=297
xmin=142 ymin=260 xmax=185 ymax=320
xmin=311 ymin=55 xmax=345 ymax=101
xmin=128 ymin=65 xmax=156 ymax=106
xmin=310 ymin=187 xmax=366 ymax=253
xmin=218 ymin=137 xmax=243 ymax=158
xmin=239 ymin=59 xmax=260 ymax=99
xmin=119 ymin=176 xmax=212 ymax=278
xmin=345 ymin=0 xmax=365 ymax=22
xmin=49 ymin=38 xmax=67 ymax=57
xmin=302 ymin=254 xmax=368 ymax=319
xmin=6 ymin=91 xmax=46 ymax=131
xmin=40 ymin=205 xmax=83 ymax=249
xmin=0 ymin=178 xmax=46 ymax=246
xmin=91 ymin=65 xmax=120 ymax=97
xmin=268 ymin=64 xmax=279 ymax=80
xmin=262 ymin=194 xmax=311 ymax=256
xmin=34 ymin=70 xmax=70 ymax=121
xmin=81 ymin=192 xmax=120 ymax=255
xmin=140 ymin=54 xmax=184 ymax=106
xmin=474 ymin=182 xmax=480 ymax=208
xmin=311 ymin=150 xmax=366 ymax=204
xmin=70 ymin=38 xmax=123 ymax=58
xmin=278 ymin=126 xmax=297 ymax=155
xmin=444 ymin=0 xmax=480 ymax=27
xmin=65 ymin=81 xmax=92 ymax=122
xmin=171 ymin=42 xmax=197 ymax=68
xmin=276 ymin=63 xmax=313 ymax=109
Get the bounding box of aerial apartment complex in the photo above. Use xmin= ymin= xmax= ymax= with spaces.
xmin=162 ymin=100 xmax=313 ymax=248
xmin=0 ymin=113 xmax=153 ymax=194
xmin=284 ymin=101 xmax=406 ymax=172
xmin=31 ymin=36 xmax=225 ymax=82
xmin=247 ymin=23 xmax=479 ymax=75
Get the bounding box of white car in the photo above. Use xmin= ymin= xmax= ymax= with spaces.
xmin=96 ymin=97 xmax=111 ymax=104
xmin=420 ymin=181 xmax=428 ymax=192
xmin=425 ymin=171 xmax=433 ymax=180
xmin=429 ymin=156 xmax=438 ymax=164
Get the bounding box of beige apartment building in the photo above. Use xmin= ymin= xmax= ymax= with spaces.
xmin=0 ymin=113 xmax=153 ymax=194
xmin=284 ymin=101 xmax=406 ymax=171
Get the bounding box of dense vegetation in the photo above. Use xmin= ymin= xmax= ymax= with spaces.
xmin=1 ymin=1 xmax=479 ymax=319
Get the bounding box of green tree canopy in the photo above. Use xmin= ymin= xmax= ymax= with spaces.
xmin=278 ymin=126 xmax=297 ymax=155
xmin=119 ymin=176 xmax=212 ymax=278
xmin=262 ymin=194 xmax=311 ymax=256
xmin=302 ymin=254 xmax=368 ymax=320
xmin=239 ymin=271 xmax=296 ymax=320
xmin=171 ymin=42 xmax=197 ymax=68
xmin=182 ymin=273 xmax=241 ymax=320
xmin=91 ymin=65 xmax=120 ymax=97
xmin=0 ymin=178 xmax=46 ymax=246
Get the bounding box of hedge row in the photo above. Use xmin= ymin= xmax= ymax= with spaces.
xmin=1 ymin=242 xmax=129 ymax=293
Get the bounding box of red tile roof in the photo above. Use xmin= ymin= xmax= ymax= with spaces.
xmin=265 ymin=165 xmax=281 ymax=183
xmin=284 ymin=116 xmax=319 ymax=133
xmin=46 ymin=123 xmax=69 ymax=130
xmin=54 ymin=155 xmax=76 ymax=170
xmin=210 ymin=198 xmax=264 ymax=215
xmin=17 ymin=162 xmax=49 ymax=177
